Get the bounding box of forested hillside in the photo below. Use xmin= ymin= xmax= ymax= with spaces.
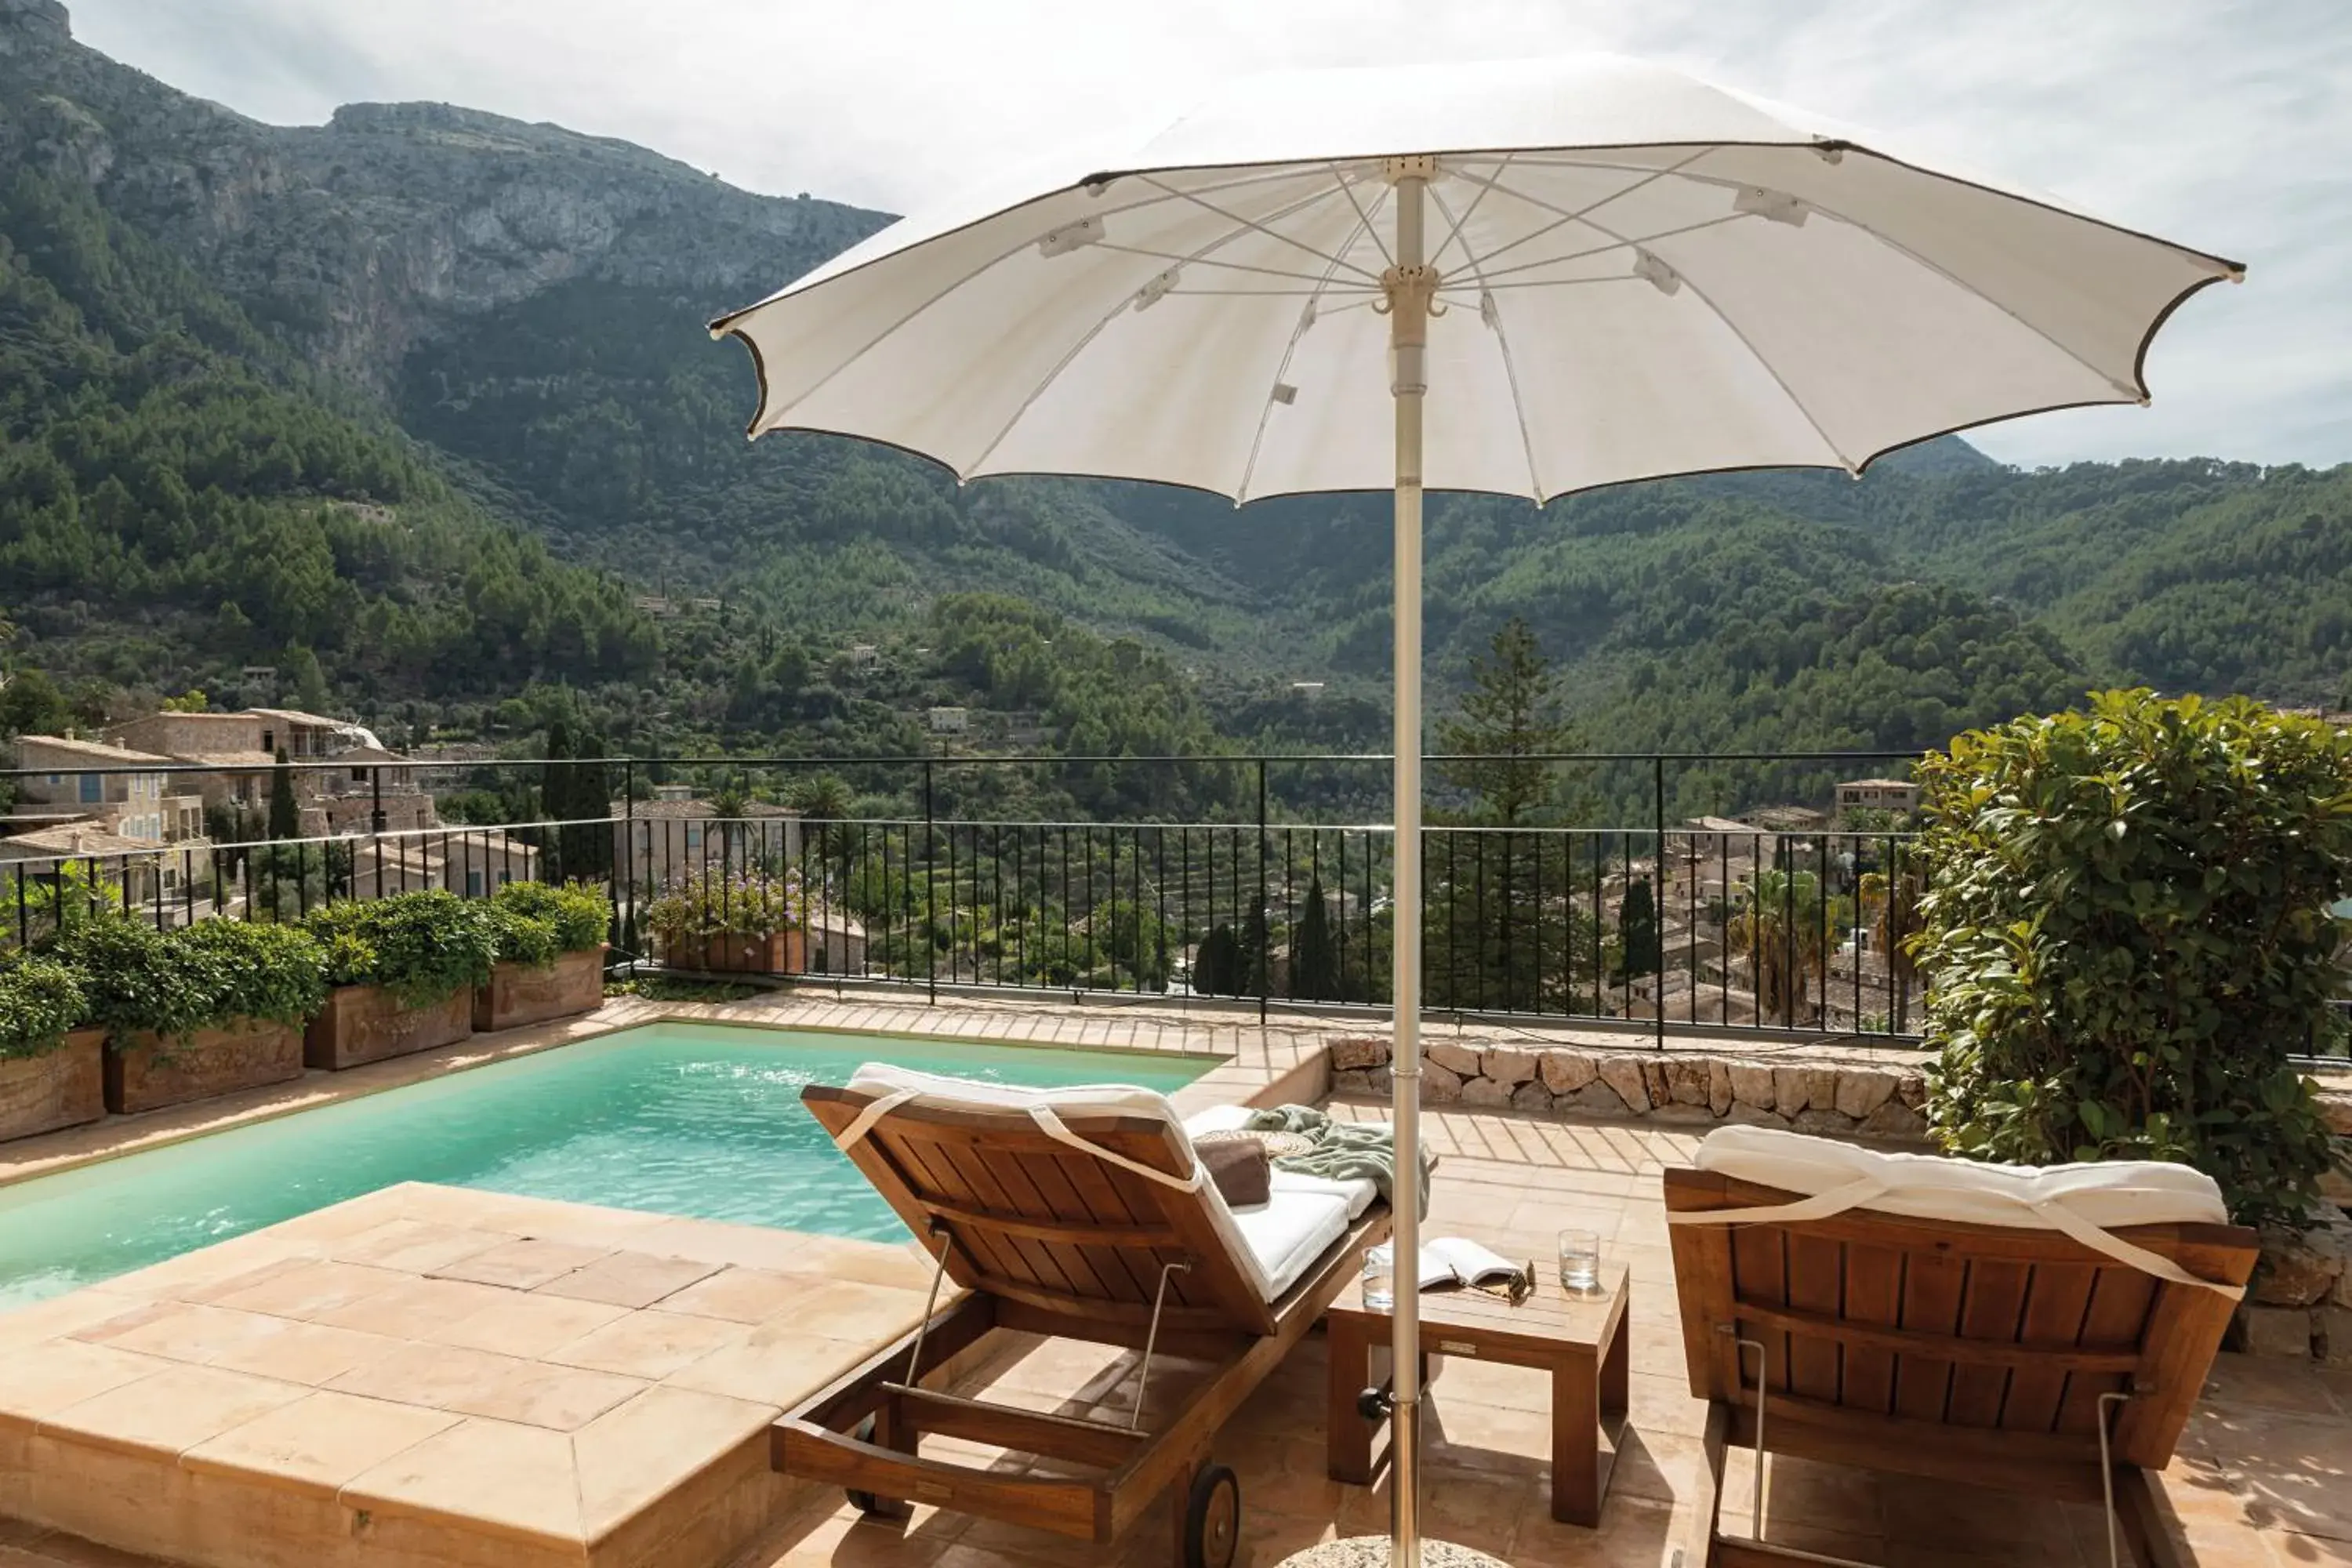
xmin=1 ymin=0 xmax=2344 ymax=812
xmin=0 ymin=167 xmax=660 ymax=698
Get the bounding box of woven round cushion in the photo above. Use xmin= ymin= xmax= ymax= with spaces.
xmin=1195 ymin=1129 xmax=1315 ymax=1160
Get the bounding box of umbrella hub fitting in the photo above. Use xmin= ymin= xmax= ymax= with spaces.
xmin=1377 ymin=263 xmax=1444 ymax=396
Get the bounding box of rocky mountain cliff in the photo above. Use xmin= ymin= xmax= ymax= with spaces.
xmin=2 ymin=0 xmax=2343 ymax=757
xmin=0 ymin=0 xmax=887 ymax=387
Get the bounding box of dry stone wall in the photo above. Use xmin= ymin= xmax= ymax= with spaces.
xmin=1323 ymin=1034 xmax=1931 ymax=1143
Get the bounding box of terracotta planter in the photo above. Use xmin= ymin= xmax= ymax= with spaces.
xmin=0 ymin=1027 xmax=106 ymax=1142
xmin=107 ymin=1018 xmax=305 ymax=1116
xmin=472 ymin=946 xmax=606 ymax=1033
xmin=304 ymin=984 xmax=475 ymax=1071
xmin=659 ymin=929 xmax=804 ymax=975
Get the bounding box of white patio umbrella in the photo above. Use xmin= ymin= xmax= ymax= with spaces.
xmin=710 ymin=55 xmax=2238 ymax=1565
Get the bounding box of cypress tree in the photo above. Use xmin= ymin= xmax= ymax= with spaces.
xmin=541 ymin=720 xmax=574 ymax=880
xmin=1617 ymin=875 xmax=1661 ymax=980
xmin=266 ymin=747 xmax=299 ymax=840
xmin=1290 ymin=877 xmax=1340 ymax=1000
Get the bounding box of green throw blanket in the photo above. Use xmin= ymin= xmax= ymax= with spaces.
xmin=1242 ymin=1105 xmax=1432 ymax=1208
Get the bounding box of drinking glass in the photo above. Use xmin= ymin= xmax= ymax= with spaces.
xmin=1361 ymin=1247 xmax=1396 ymax=1310
xmin=1558 ymin=1229 xmax=1602 ymax=1294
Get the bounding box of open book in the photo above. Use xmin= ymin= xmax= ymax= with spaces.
xmin=1368 ymin=1236 xmax=1530 ymax=1294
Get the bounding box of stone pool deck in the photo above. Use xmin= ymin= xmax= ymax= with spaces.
xmin=0 ymin=1181 xmax=949 ymax=1567
xmin=0 ymin=992 xmax=2345 ymax=1566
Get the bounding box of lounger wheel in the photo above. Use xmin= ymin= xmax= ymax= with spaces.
xmin=844 ymin=1416 xmax=885 ymax=1515
xmin=1182 ymin=1463 xmax=1240 ymax=1568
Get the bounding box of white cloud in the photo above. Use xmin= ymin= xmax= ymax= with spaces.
xmin=64 ymin=0 xmax=2352 ymax=467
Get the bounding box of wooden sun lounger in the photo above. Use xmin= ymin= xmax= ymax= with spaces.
xmin=1665 ymin=1165 xmax=2259 ymax=1568
xmin=778 ymin=1083 xmax=1392 ymax=1568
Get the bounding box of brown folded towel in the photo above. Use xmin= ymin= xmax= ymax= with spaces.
xmin=1200 ymin=1138 xmax=1272 ymax=1207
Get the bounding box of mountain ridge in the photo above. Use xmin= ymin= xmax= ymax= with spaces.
xmin=2 ymin=0 xmax=2346 ymax=779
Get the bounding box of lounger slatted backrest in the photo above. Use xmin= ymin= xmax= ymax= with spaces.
xmin=1664 ymin=1166 xmax=2259 ymax=1487
xmin=805 ymin=1085 xmax=1281 ymax=1341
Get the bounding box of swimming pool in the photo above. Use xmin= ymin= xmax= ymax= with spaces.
xmin=0 ymin=1022 xmax=1211 ymax=1308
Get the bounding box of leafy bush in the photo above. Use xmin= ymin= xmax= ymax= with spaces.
xmin=52 ymin=916 xmax=328 ymax=1046
xmin=306 ymin=891 xmax=500 ymax=1007
xmin=1915 ymin=690 xmax=2352 ymax=1230
xmin=644 ymin=869 xmax=804 ymax=948
xmin=0 ymin=956 xmax=89 ymax=1061
xmin=487 ymin=880 xmax=612 ymax=967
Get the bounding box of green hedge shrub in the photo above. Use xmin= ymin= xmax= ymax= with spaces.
xmin=487 ymin=880 xmax=612 ymax=967
xmin=0 ymin=956 xmax=89 ymax=1061
xmin=1915 ymin=690 xmax=2352 ymax=1230
xmin=307 ymin=891 xmax=500 ymax=1007
xmin=53 ymin=916 xmax=328 ymax=1046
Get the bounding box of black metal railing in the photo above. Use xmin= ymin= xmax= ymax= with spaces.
xmin=5 ymin=748 xmax=2343 ymax=1059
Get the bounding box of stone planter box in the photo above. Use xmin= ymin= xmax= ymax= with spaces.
xmin=107 ymin=1018 xmax=304 ymax=1116
xmin=304 ymin=984 xmax=474 ymax=1071
xmin=660 ymin=929 xmax=804 ymax=976
xmin=0 ymin=1027 xmax=106 ymax=1142
xmin=472 ymin=946 xmax=606 ymax=1033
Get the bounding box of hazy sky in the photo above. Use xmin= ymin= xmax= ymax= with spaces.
xmin=66 ymin=0 xmax=2352 ymax=470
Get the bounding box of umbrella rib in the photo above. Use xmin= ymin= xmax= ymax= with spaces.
xmin=957 ymin=180 xmax=1362 ymax=482
xmin=1426 ymin=182 xmax=1546 ymax=504
xmin=1235 ymin=176 xmax=1392 ymax=505
xmin=1428 ymin=151 xmax=1512 ymax=278
xmin=1792 ymin=207 xmax=2135 ymax=396
xmin=1443 ymin=151 xmax=1713 ymax=278
xmin=1482 ymin=154 xmax=2129 ymax=392
xmin=1094 ymin=242 xmax=1375 ymax=288
xmin=735 ymin=164 xmax=1339 ymax=426
xmin=1134 ymin=173 xmax=1384 ymax=283
xmin=1580 ymin=208 xmax=1855 ymax=472
xmin=1450 ymin=213 xmax=1751 ymax=289
xmin=1332 ymin=162 xmax=1395 ymax=270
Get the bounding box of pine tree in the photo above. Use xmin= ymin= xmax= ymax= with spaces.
xmin=287 ymin=644 xmax=330 ymax=713
xmin=1428 ymin=616 xmax=1581 ymax=1013
xmin=1435 ymin=617 xmax=1576 ymax=827
xmin=266 ymin=748 xmax=299 ymax=840
xmin=1290 ymin=877 xmax=1341 ymax=1000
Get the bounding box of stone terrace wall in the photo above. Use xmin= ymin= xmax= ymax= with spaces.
xmin=1325 ymin=1034 xmax=1931 ymax=1143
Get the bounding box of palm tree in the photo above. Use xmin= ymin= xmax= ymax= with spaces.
xmin=1726 ymin=868 xmax=1844 ymax=1025
xmin=785 ymin=773 xmax=856 ymax=865
xmin=1857 ymin=866 xmax=1924 ymax=989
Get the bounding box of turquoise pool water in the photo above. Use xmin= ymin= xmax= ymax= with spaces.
xmin=0 ymin=1023 xmax=1210 ymax=1308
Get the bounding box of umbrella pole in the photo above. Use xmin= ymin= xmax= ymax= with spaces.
xmin=1381 ymin=154 xmax=1438 ymax=1568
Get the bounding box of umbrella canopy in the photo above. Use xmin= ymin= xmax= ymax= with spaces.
xmin=714 ymin=54 xmax=2238 ymax=503
xmin=709 ymin=54 xmax=2237 ymax=1568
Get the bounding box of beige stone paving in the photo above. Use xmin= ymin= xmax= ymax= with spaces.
xmin=0 ymin=1183 xmax=941 ymax=1567
xmin=0 ymin=994 xmax=2344 ymax=1566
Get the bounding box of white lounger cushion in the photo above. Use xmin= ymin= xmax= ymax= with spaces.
xmin=835 ymin=1065 xmax=1356 ymax=1302
xmin=1680 ymin=1124 xmax=2237 ymax=1294
xmin=1690 ymin=1124 xmax=2227 ymax=1229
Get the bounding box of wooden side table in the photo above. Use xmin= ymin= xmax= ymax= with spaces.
xmin=1323 ymin=1261 xmax=1631 ymax=1526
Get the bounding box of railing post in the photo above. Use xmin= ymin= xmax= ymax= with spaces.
xmin=1653 ymin=755 xmax=1667 ymax=1054
xmin=370 ymin=768 xmax=385 ymax=834
xmin=622 ymin=759 xmax=637 ymax=959
xmin=924 ymin=759 xmax=937 ymax=1005
xmin=1257 ymin=757 xmax=1269 ymax=1023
